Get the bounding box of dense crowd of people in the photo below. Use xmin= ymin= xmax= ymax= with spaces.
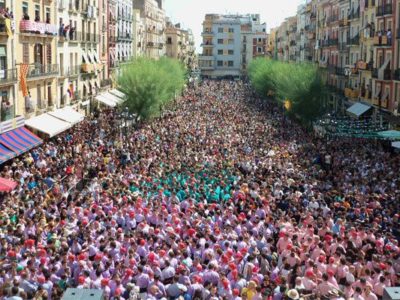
xmin=0 ymin=80 xmax=399 ymax=300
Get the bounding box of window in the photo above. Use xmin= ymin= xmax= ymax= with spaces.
xmin=228 ymin=39 xmax=234 ymax=44
xmin=218 ymin=39 xmax=223 ymax=44
xmin=0 ymin=45 xmax=6 ymax=71
xmin=228 ymin=28 xmax=234 ymax=33
xmin=46 ymin=44 xmax=52 ymax=65
xmin=218 ymin=49 xmax=223 ymax=55
xmin=228 ymin=50 xmax=234 ymax=55
xmin=257 ymin=47 xmax=263 ymax=53
xmin=228 ymin=61 xmax=234 ymax=67
xmin=23 ymin=44 xmax=29 ymax=64
xmin=45 ymin=7 xmax=50 ymax=23
xmin=217 ymin=60 xmax=223 ymax=66
xmin=258 ymin=38 xmax=262 ymax=43
xmin=22 ymin=2 xmax=28 ymax=16
xmin=218 ymin=27 xmax=223 ymax=33
xmin=35 ymin=4 xmax=40 ymax=21
xmin=167 ymin=37 xmax=172 ymax=44
xmin=0 ymin=0 xmax=5 ymax=9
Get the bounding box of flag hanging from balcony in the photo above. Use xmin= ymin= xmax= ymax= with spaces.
xmin=4 ymin=19 xmax=12 ymax=37
xmin=19 ymin=63 xmax=29 ymax=97
xmin=67 ymin=83 xmax=74 ymax=99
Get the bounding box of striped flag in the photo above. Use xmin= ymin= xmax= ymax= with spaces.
xmin=19 ymin=63 xmax=29 ymax=97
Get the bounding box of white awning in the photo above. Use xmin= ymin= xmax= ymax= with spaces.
xmin=93 ymin=50 xmax=100 ymax=63
xmin=392 ymin=141 xmax=400 ymax=149
xmin=110 ymin=89 xmax=126 ymax=99
xmin=82 ymin=52 xmax=89 ymax=64
xmin=87 ymin=51 xmax=95 ymax=63
xmin=346 ymin=102 xmax=372 ymax=117
xmin=48 ymin=106 xmax=85 ymax=125
xmin=25 ymin=113 xmax=72 ymax=137
xmin=103 ymin=92 xmax=124 ymax=105
xmin=95 ymin=94 xmax=116 ymax=107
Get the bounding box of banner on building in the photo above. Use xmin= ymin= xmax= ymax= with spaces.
xmin=19 ymin=63 xmax=29 ymax=97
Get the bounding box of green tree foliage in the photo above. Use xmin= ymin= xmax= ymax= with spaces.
xmin=117 ymin=57 xmax=186 ymax=120
xmin=248 ymin=58 xmax=327 ymax=124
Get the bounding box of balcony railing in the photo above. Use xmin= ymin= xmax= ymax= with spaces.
xmin=58 ymin=30 xmax=81 ymax=42
xmin=20 ymin=20 xmax=58 ymax=36
xmin=66 ymin=65 xmax=80 ymax=77
xmin=348 ymin=7 xmax=360 ymax=20
xmin=26 ymin=64 xmax=59 ymax=79
xmin=372 ymin=68 xmax=392 ymax=80
xmin=85 ymin=33 xmax=99 ymax=43
xmin=348 ymin=34 xmax=360 ymax=45
xmin=0 ymin=69 xmax=18 ymax=85
xmin=335 ymin=67 xmax=345 ymax=76
xmin=377 ymin=4 xmax=392 ymax=16
xmin=373 ymin=35 xmax=391 ymax=46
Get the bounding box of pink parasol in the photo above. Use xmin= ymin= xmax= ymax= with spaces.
xmin=0 ymin=177 xmax=17 ymax=192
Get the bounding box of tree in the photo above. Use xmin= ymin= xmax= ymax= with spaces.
xmin=248 ymin=58 xmax=328 ymax=125
xmin=117 ymin=57 xmax=186 ymax=120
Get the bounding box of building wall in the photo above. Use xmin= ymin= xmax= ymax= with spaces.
xmin=14 ymin=0 xmax=58 ymax=117
xmin=0 ymin=0 xmax=17 ymax=122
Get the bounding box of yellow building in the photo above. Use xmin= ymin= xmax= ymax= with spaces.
xmin=15 ymin=0 xmax=58 ymax=117
xmin=0 ymin=0 xmax=17 ymax=123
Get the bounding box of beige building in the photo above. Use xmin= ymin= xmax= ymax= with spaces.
xmin=165 ymin=21 xmax=196 ymax=70
xmin=0 ymin=0 xmax=17 ymax=123
xmin=133 ymin=0 xmax=166 ymax=59
xmin=15 ymin=0 xmax=59 ymax=117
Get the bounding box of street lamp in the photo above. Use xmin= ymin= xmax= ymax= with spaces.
xmin=117 ymin=106 xmax=136 ymax=142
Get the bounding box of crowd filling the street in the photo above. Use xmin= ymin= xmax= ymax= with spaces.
xmin=0 ymin=80 xmax=400 ymax=300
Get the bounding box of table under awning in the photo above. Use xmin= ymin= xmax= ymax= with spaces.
xmin=346 ymin=102 xmax=372 ymax=117
xmin=48 ymin=106 xmax=85 ymax=125
xmin=25 ymin=113 xmax=72 ymax=137
xmin=0 ymin=127 xmax=42 ymax=156
xmin=95 ymin=94 xmax=117 ymax=107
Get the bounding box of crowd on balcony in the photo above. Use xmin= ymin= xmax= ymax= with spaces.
xmin=0 ymin=80 xmax=399 ymax=300
xmin=59 ymin=24 xmax=77 ymax=40
xmin=0 ymin=7 xmax=13 ymax=19
xmin=377 ymin=29 xmax=392 ymax=45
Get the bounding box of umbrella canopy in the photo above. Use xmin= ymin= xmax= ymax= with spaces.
xmin=0 ymin=177 xmax=17 ymax=192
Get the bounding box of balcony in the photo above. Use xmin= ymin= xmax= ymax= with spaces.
xmin=19 ymin=20 xmax=58 ymax=37
xmin=68 ymin=0 xmax=79 ymax=13
xmin=372 ymin=68 xmax=392 ymax=80
xmin=201 ymin=31 xmax=214 ymax=36
xmin=26 ymin=64 xmax=59 ymax=80
xmin=344 ymin=88 xmax=359 ymax=99
xmin=82 ymin=4 xmax=98 ymax=19
xmin=117 ymin=33 xmax=132 ymax=41
xmin=348 ymin=8 xmax=360 ymax=20
xmin=85 ymin=33 xmax=100 ymax=43
xmin=0 ymin=69 xmax=17 ymax=86
xmin=339 ymin=19 xmax=349 ymax=27
xmin=65 ymin=65 xmax=80 ymax=77
xmin=335 ymin=67 xmax=345 ymax=76
xmin=100 ymin=78 xmax=112 ymax=88
xmin=347 ymin=35 xmax=360 ymax=46
xmin=373 ymin=35 xmax=391 ymax=47
xmin=394 ymin=69 xmax=400 ymax=81
xmin=377 ymin=4 xmax=393 ymax=16
xmin=81 ymin=63 xmax=95 ymax=74
xmin=58 ymin=30 xmax=81 ymax=43
xmin=201 ymin=42 xmax=213 ymax=47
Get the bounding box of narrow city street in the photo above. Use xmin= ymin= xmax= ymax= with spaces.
xmin=1 ymin=80 xmax=399 ymax=299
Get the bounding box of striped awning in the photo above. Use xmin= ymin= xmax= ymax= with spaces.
xmin=0 ymin=127 xmax=42 ymax=156
xmin=0 ymin=144 xmax=16 ymax=164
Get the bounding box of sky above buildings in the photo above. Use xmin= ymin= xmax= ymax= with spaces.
xmin=165 ymin=0 xmax=305 ymax=51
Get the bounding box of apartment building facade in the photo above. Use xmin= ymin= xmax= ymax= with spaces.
xmin=133 ymin=0 xmax=166 ymax=59
xmin=199 ymin=14 xmax=267 ymax=78
xmin=0 ymin=0 xmax=17 ymax=123
xmin=271 ymin=0 xmax=400 ymax=119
